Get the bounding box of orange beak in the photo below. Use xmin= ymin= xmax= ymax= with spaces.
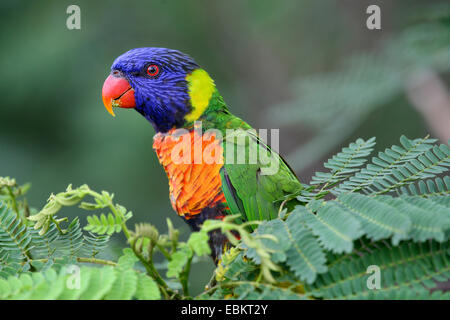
xmin=102 ymin=74 xmax=136 ymax=117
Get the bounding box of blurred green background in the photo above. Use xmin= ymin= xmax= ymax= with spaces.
xmin=1 ymin=0 xmax=449 ymax=293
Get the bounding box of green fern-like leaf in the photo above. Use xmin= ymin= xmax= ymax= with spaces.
xmin=399 ymin=176 xmax=450 ymax=197
xmin=135 ymin=272 xmax=161 ymax=300
xmin=104 ymin=268 xmax=138 ymax=300
xmin=81 ymin=233 xmax=110 ymax=258
xmin=220 ymin=251 xmax=258 ymax=282
xmin=84 ymin=213 xmax=123 ymax=235
xmin=57 ymin=266 xmax=99 ymax=300
xmin=0 ymin=251 xmax=24 ymax=279
xmin=335 ymin=193 xmax=412 ymax=244
xmin=0 ymin=253 xmax=159 ymax=300
xmin=244 ymin=219 xmax=291 ymax=264
xmin=376 ymin=196 xmax=450 ymax=242
xmin=29 ymin=268 xmax=67 ymax=299
xmin=55 ymin=218 xmax=83 ymax=257
xmin=306 ymin=240 xmax=450 ymax=299
xmin=333 ymin=136 xmax=439 ymax=195
xmin=0 ymin=202 xmax=32 ymax=262
xmin=294 ymin=201 xmax=364 ymax=254
xmin=79 ymin=266 xmax=117 ymax=300
xmin=376 ymin=143 xmax=450 ymax=195
xmin=30 ymin=224 xmax=60 ymax=258
xmin=283 ymin=211 xmax=327 ymax=284
xmin=311 ymin=137 xmax=376 ymax=189
xmin=0 ymin=250 xmax=9 ymax=267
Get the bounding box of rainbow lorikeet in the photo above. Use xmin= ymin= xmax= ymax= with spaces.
xmin=102 ymin=48 xmax=302 ymax=262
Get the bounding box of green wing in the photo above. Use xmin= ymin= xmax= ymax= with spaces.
xmin=220 ymin=129 xmax=302 ymax=226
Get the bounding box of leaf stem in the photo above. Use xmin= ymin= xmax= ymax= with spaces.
xmin=156 ymin=244 xmax=172 ymax=260
xmin=6 ymin=186 xmax=19 ymax=218
xmin=132 ymin=245 xmax=170 ymax=299
xmin=21 ymin=257 xmax=117 ymax=267
xmin=76 ymin=257 xmax=117 ymax=266
xmin=50 ymin=216 xmax=66 ymax=235
xmin=180 ymin=255 xmax=193 ymax=297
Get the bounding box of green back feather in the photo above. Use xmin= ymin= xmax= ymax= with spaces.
xmin=199 ymin=90 xmax=302 ymax=225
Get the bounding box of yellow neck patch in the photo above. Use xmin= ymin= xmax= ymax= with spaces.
xmin=185 ymin=69 xmax=215 ymax=122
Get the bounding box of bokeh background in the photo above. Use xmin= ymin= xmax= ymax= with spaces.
xmin=1 ymin=0 xmax=449 ymax=294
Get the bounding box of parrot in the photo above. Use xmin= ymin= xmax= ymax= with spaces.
xmin=101 ymin=48 xmax=302 ymax=262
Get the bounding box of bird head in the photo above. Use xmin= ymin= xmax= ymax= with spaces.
xmin=102 ymin=47 xmax=217 ymax=132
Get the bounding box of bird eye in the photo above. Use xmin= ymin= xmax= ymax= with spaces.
xmin=146 ymin=64 xmax=160 ymax=77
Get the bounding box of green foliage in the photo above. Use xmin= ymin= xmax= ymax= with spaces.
xmin=334 ymin=136 xmax=450 ymax=195
xmin=167 ymin=246 xmax=193 ymax=279
xmin=377 ymin=196 xmax=450 ymax=242
xmin=135 ymin=272 xmax=161 ymax=300
xmin=28 ymin=184 xmax=133 ymax=236
xmin=0 ymin=183 xmax=174 ymax=300
xmin=294 ymin=201 xmax=363 ymax=254
xmin=310 ymin=137 xmax=376 ymax=190
xmin=306 ymin=240 xmax=450 ymax=300
xmin=202 ymin=216 xmax=280 ymax=283
xmin=30 ymin=224 xmax=59 ymax=258
xmin=188 ymin=231 xmax=211 ymax=257
xmin=0 ymin=135 xmax=449 ymax=300
xmin=335 ymin=193 xmax=412 ymax=244
xmin=82 ymin=234 xmax=110 ymax=258
xmin=282 ymin=212 xmax=327 ymax=284
xmin=0 ymin=203 xmax=32 ymax=263
xmin=84 ymin=213 xmax=127 ymax=235
xmin=0 ymin=250 xmax=160 ymax=300
xmin=399 ymin=176 xmax=450 ymax=197
xmin=58 ymin=218 xmax=84 ymax=257
xmin=201 ymin=135 xmax=449 ymax=300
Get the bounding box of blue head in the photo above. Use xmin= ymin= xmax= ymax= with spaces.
xmin=102 ymin=47 xmax=215 ymax=133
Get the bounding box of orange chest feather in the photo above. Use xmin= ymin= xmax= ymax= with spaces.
xmin=152 ymin=129 xmax=226 ymax=219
